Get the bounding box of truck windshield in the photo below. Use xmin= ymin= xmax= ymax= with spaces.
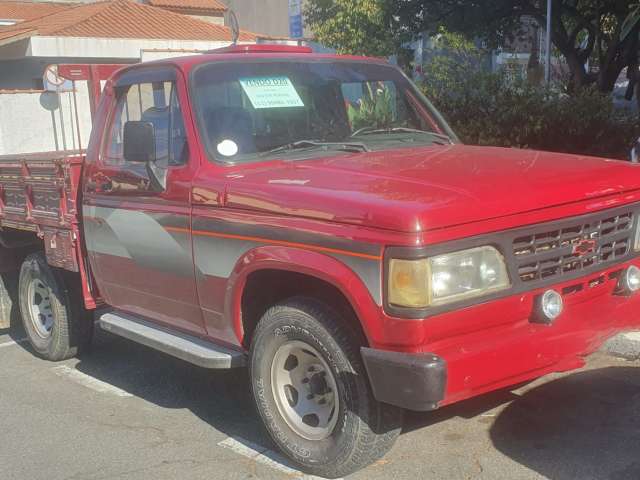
xmin=191 ymin=59 xmax=457 ymax=164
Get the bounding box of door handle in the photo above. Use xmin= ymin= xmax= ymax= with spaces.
xmin=85 ymin=178 xmax=113 ymax=193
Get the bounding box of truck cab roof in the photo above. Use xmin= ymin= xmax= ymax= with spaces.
xmin=111 ymin=44 xmax=389 ymax=80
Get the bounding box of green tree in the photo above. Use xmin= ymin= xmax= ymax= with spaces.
xmin=621 ymin=2 xmax=640 ymax=103
xmin=392 ymin=0 xmax=640 ymax=94
xmin=306 ymin=1 xmax=640 ymax=94
xmin=304 ymin=0 xmax=400 ymax=57
xmin=420 ymin=34 xmax=639 ymax=159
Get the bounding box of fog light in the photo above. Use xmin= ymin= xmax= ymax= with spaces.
xmin=533 ymin=289 xmax=563 ymax=324
xmin=619 ymin=265 xmax=640 ymax=294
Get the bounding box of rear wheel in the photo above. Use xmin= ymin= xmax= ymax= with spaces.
xmin=19 ymin=252 xmax=92 ymax=361
xmin=249 ymin=297 xmax=403 ymax=479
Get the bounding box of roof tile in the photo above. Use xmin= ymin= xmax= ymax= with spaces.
xmin=0 ymin=26 xmax=34 ymax=42
xmin=0 ymin=0 xmax=256 ymax=41
xmin=0 ymin=1 xmax=69 ymax=22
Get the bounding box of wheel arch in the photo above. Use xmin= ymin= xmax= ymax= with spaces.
xmin=0 ymin=228 xmax=43 ymax=273
xmin=225 ymin=245 xmax=382 ymax=348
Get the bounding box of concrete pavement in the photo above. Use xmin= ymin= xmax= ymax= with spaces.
xmin=1 ymin=322 xmax=639 ymax=480
xmin=606 ymin=332 xmax=640 ymax=360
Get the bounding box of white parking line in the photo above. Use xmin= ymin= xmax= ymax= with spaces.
xmin=218 ymin=436 xmax=340 ymax=479
xmin=0 ymin=338 xmax=28 ymax=349
xmin=52 ymin=366 xmax=132 ymax=397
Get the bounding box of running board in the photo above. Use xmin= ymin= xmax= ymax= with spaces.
xmin=98 ymin=312 xmax=246 ymax=369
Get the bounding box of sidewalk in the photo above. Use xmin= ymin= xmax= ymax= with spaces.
xmin=605 ymin=332 xmax=640 ymax=360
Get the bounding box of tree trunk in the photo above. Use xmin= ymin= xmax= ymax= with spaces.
xmin=562 ymin=48 xmax=592 ymax=88
xmin=598 ymin=61 xmax=625 ymax=92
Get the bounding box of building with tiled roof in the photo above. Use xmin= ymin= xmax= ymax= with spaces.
xmin=0 ymin=0 xmax=255 ymax=43
xmin=0 ymin=0 xmax=263 ymax=90
xmin=0 ymin=0 xmax=229 ymax=27
xmin=0 ymin=0 xmax=311 ymax=157
xmin=0 ymin=0 xmax=270 ymax=157
xmin=0 ymin=0 xmax=296 ymax=38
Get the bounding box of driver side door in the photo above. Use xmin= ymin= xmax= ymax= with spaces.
xmin=83 ymin=68 xmax=204 ymax=335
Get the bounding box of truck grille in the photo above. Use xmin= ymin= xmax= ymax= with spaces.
xmin=513 ymin=212 xmax=634 ymax=283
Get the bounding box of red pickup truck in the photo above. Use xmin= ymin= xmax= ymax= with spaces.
xmin=2 ymin=44 xmax=640 ymax=478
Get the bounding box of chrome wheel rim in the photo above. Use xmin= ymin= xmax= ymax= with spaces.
xmin=270 ymin=341 xmax=340 ymax=441
xmin=27 ymin=278 xmax=54 ymax=338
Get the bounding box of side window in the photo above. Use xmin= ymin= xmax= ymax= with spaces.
xmin=104 ymin=81 xmax=188 ymax=167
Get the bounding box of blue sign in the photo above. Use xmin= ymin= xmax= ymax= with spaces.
xmin=289 ymin=14 xmax=303 ymax=38
xmin=288 ymin=0 xmax=303 ymax=38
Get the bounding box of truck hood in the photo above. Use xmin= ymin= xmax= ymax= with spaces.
xmin=224 ymin=145 xmax=640 ymax=233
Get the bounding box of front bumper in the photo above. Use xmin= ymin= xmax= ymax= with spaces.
xmin=361 ymin=347 xmax=446 ymax=411
xmin=365 ymin=260 xmax=640 ymax=410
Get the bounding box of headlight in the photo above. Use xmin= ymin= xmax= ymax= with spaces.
xmin=388 ymin=246 xmax=510 ymax=309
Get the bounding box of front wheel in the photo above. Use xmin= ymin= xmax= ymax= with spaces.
xmin=249 ymin=297 xmax=403 ymax=479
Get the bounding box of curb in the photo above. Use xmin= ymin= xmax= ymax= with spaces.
xmin=604 ymin=332 xmax=640 ymax=360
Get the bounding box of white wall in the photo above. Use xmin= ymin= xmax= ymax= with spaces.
xmin=0 ymin=40 xmax=240 ymax=155
xmin=186 ymin=14 xmax=224 ymax=25
xmin=30 ymin=37 xmax=233 ymax=59
xmin=0 ymin=81 xmax=92 ymax=155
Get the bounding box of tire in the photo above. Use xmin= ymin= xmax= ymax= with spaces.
xmin=18 ymin=252 xmax=93 ymax=361
xmin=249 ymin=297 xmax=403 ymax=478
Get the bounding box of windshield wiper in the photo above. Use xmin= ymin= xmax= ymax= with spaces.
xmin=262 ymin=140 xmax=370 ymax=156
xmin=351 ymin=127 xmax=454 ymax=144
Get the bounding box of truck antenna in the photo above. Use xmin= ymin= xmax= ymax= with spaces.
xmin=228 ymin=9 xmax=240 ymax=45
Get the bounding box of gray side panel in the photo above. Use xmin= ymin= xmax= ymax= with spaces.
xmin=192 ymin=218 xmax=383 ymax=305
xmin=194 ymin=235 xmax=257 ymax=279
xmin=85 ymin=205 xmax=193 ymax=277
xmin=83 ymin=205 xmax=132 ymax=259
xmin=194 ymin=216 xmax=382 ymax=258
xmin=339 ymin=255 xmax=382 ymax=305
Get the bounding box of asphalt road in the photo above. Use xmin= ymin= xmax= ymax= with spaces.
xmin=1 ymin=320 xmax=639 ymax=480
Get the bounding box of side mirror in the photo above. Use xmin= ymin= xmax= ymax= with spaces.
xmin=123 ymin=121 xmax=156 ymax=163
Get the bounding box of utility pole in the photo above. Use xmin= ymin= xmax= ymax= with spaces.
xmin=545 ymin=0 xmax=552 ymax=84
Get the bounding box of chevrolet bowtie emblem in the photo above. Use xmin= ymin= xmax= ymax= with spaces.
xmin=572 ymin=238 xmax=597 ymax=256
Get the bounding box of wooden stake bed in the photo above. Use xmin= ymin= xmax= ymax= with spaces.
xmin=0 ymin=151 xmax=85 ymax=273
xmin=0 ymin=151 xmax=83 ymax=230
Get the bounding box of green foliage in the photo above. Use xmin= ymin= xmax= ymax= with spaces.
xmin=347 ymin=83 xmax=395 ymax=131
xmin=305 ymin=1 xmax=640 ymax=93
xmin=421 ymin=43 xmax=640 ymax=159
xmin=393 ymin=0 xmax=640 ymax=93
xmin=622 ymin=3 xmax=640 ymax=40
xmin=304 ymin=0 xmax=400 ymax=57
xmin=424 ymin=30 xmax=489 ymax=91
